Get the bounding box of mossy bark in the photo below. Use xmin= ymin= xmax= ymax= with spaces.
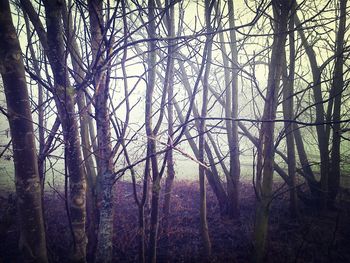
xmin=87 ymin=1 xmax=115 ymax=262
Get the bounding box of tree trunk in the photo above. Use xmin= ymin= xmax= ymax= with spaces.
xmin=254 ymin=1 xmax=290 ymax=262
xmin=226 ymin=0 xmax=241 ymax=219
xmin=24 ymin=13 xmax=46 ymax=188
xmin=216 ymin=0 xmax=241 ymax=219
xmin=0 ymin=1 xmax=48 ymax=262
xmin=295 ymin=14 xmax=329 ymax=207
xmin=293 ymin=125 xmax=319 ymax=193
xmin=198 ymin=0 xmax=215 ymax=257
xmin=43 ymin=1 xmax=87 ymax=261
xmin=61 ymin=3 xmax=99 ymax=259
xmin=138 ymin=205 xmax=146 ymax=263
xmin=282 ymin=60 xmax=298 ymax=217
xmin=162 ymin=1 xmax=176 ymax=261
xmin=281 ymin=7 xmax=298 ymax=217
xmin=328 ymin=0 xmax=347 ymax=204
xmin=77 ymin=91 xmax=99 ymax=262
xmin=146 ymin=1 xmax=161 ymax=262
xmin=175 ymin=62 xmax=229 ymax=216
xmin=174 ymin=100 xmax=229 ymax=216
xmin=87 ymin=1 xmax=115 ymax=262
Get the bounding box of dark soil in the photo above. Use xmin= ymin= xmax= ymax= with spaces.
xmin=1 ymin=181 xmax=350 ymax=263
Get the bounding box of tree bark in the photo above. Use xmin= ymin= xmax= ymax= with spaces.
xmin=87 ymin=1 xmax=115 ymax=262
xmin=162 ymin=1 xmax=176 ymax=261
xmin=23 ymin=13 xmax=46 ymax=188
xmin=226 ymin=0 xmax=241 ymax=219
xmin=42 ymin=1 xmax=87 ymax=261
xmin=281 ymin=6 xmax=298 ymax=217
xmin=282 ymin=60 xmax=298 ymax=217
xmin=293 ymin=125 xmax=318 ymax=192
xmin=147 ymin=1 xmax=161 ymax=262
xmin=198 ymin=0 xmax=215 ymax=257
xmin=216 ymin=0 xmax=241 ymax=218
xmin=254 ymin=1 xmax=290 ymax=262
xmin=295 ymin=13 xmax=330 ymax=207
xmin=328 ymin=0 xmax=347 ymax=204
xmin=61 ymin=2 xmax=99 ymax=260
xmin=0 ymin=1 xmax=48 ymax=262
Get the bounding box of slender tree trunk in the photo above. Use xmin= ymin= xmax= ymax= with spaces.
xmin=147 ymin=1 xmax=161 ymax=262
xmin=0 ymin=1 xmax=48 ymax=262
xmin=138 ymin=205 xmax=146 ymax=263
xmin=216 ymin=0 xmax=241 ymax=219
xmin=123 ymin=136 xmax=149 ymax=263
xmin=139 ymin=149 xmax=151 ymax=263
xmin=198 ymin=0 xmax=215 ymax=257
xmin=175 ymin=63 xmax=229 ymax=216
xmin=43 ymin=1 xmax=87 ymax=261
xmin=118 ymin=3 xmax=148 ymax=261
xmin=202 ymin=69 xmax=304 ymax=191
xmin=174 ymin=99 xmax=229 ymax=215
xmin=87 ymin=95 xmax=99 ymax=170
xmin=328 ymin=0 xmax=347 ymax=204
xmin=226 ymin=0 xmax=241 ymax=219
xmin=87 ymin=1 xmax=115 ymax=262
xmin=293 ymin=126 xmax=318 ymax=189
xmin=24 ymin=13 xmax=46 ymax=188
xmin=282 ymin=59 xmax=298 ymax=217
xmin=162 ymin=1 xmax=176 ymax=261
xmin=282 ymin=6 xmax=298 ymax=217
xmin=148 ymin=174 xmax=160 ymax=263
xmin=254 ymin=2 xmax=290 ymax=262
xmin=61 ymin=4 xmax=99 ymax=260
xmin=295 ymin=14 xmax=330 ymax=207
xmin=78 ymin=92 xmax=99 ymax=262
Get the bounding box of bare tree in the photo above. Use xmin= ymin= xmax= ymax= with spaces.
xmin=328 ymin=0 xmax=347 ymax=204
xmin=0 ymin=0 xmax=48 ymax=261
xmin=253 ymin=1 xmax=291 ymax=262
xmin=216 ymin=0 xmax=241 ymax=218
xmin=198 ymin=0 xmax=216 ymax=257
xmin=87 ymin=1 xmax=115 ymax=262
xmin=61 ymin=2 xmax=98 ymax=259
xmin=295 ymin=11 xmax=330 ymax=207
xmin=161 ymin=0 xmax=177 ymax=260
xmin=281 ymin=0 xmax=298 ymax=217
xmin=20 ymin=0 xmax=88 ymax=261
xmin=146 ymin=1 xmax=161 ymax=262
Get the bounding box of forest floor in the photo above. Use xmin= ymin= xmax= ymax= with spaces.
xmin=1 ymin=180 xmax=350 ymax=263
